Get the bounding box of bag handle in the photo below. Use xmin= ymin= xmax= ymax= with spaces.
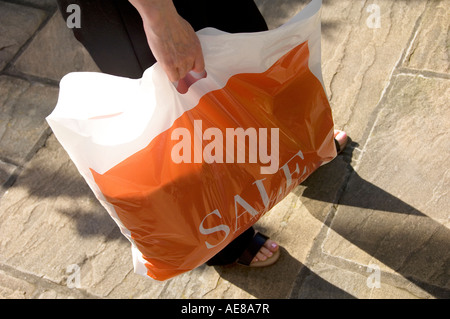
xmin=173 ymin=70 xmax=207 ymax=94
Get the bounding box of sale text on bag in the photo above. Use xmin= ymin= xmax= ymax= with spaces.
xmin=198 ymin=148 xmax=309 ymax=250
xmin=171 ymin=120 xmax=279 ymax=174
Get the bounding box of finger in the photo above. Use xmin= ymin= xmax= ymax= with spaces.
xmin=192 ymin=51 xmax=205 ymax=75
xmin=164 ymin=65 xmax=181 ymax=83
xmin=178 ymin=62 xmax=193 ymax=81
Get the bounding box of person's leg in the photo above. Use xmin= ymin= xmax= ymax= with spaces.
xmin=56 ymin=0 xmax=151 ymax=78
xmin=206 ymin=227 xmax=255 ymax=266
xmin=173 ymin=0 xmax=268 ymax=33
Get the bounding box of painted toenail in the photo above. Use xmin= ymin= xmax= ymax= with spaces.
xmin=271 ymin=243 xmax=278 ymax=249
xmin=337 ymin=131 xmax=347 ymax=140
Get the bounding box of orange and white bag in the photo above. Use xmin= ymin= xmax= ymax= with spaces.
xmin=47 ymin=0 xmax=336 ymax=281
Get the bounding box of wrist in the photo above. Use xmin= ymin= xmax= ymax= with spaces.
xmin=129 ymin=0 xmax=178 ymax=29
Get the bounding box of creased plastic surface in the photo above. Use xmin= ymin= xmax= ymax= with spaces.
xmin=47 ymin=0 xmax=335 ymax=281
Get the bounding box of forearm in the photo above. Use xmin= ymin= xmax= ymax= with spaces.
xmin=128 ymin=0 xmax=204 ymax=82
xmin=128 ymin=0 xmax=177 ymax=30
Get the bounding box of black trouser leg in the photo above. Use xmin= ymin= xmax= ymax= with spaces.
xmin=206 ymin=227 xmax=256 ymax=266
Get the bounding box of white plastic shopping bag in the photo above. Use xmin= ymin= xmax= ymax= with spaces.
xmin=47 ymin=0 xmax=335 ymax=281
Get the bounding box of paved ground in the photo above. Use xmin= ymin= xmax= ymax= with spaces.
xmin=0 ymin=0 xmax=449 ymax=299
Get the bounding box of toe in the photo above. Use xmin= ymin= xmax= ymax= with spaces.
xmin=260 ymin=246 xmax=273 ymax=258
xmin=255 ymin=251 xmax=267 ymax=261
xmin=334 ymin=130 xmax=348 ymax=150
xmin=250 ymin=240 xmax=279 ymax=264
xmin=334 ymin=130 xmax=347 ymax=142
xmin=264 ymin=239 xmax=279 ymax=253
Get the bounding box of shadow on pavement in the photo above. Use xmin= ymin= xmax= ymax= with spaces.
xmin=299 ymin=140 xmax=450 ymax=299
xmin=213 ymin=247 xmax=355 ymax=299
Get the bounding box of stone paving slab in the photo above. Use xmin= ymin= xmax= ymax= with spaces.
xmin=0 ymin=134 xmax=118 ymax=282
xmin=0 ymin=76 xmax=57 ymax=167
xmin=0 ymin=1 xmax=46 ymax=71
xmin=12 ymin=10 xmax=100 ymax=82
xmin=0 ymin=264 xmax=88 ymax=299
xmin=9 ymin=0 xmax=57 ymax=9
xmin=318 ymin=74 xmax=450 ymax=298
xmin=294 ymin=261 xmax=436 ymax=299
xmin=0 ymin=159 xmax=16 ymax=188
xmin=402 ymin=0 xmax=449 ymax=74
xmin=0 ymin=269 xmax=35 ymax=299
xmin=320 ymin=0 xmax=428 ymax=146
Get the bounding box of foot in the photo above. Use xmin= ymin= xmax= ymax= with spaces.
xmin=236 ymin=232 xmax=280 ymax=267
xmin=250 ymin=239 xmax=279 ymax=265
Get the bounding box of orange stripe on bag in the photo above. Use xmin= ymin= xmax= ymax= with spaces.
xmin=90 ymin=41 xmax=336 ymax=281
